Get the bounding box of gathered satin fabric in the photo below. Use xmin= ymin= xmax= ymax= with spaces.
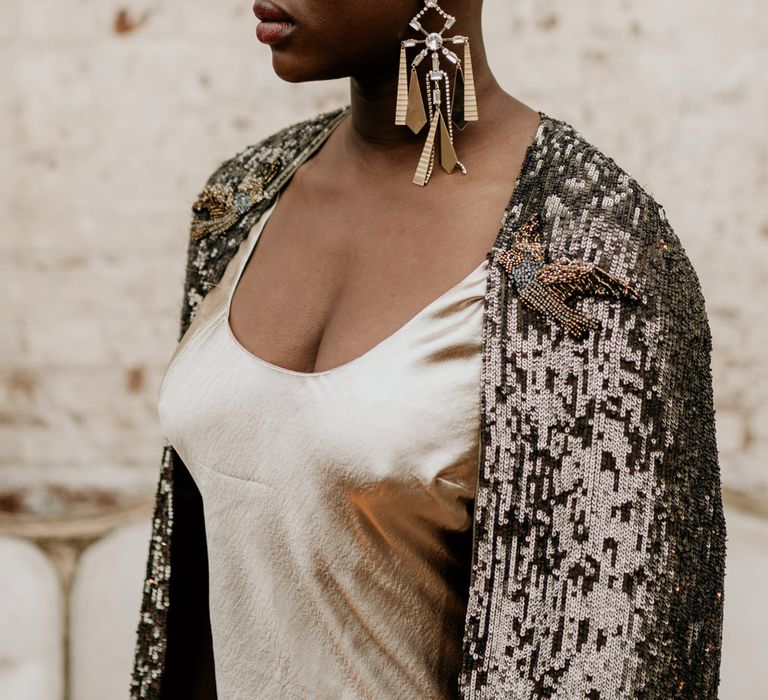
xmin=157 ymin=192 xmax=489 ymax=699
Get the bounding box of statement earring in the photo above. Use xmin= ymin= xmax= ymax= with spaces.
xmin=395 ymin=0 xmax=478 ymax=187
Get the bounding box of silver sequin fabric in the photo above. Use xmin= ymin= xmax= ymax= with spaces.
xmin=130 ymin=104 xmax=725 ymax=699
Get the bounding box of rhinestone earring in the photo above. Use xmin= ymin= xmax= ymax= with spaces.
xmin=395 ymin=0 xmax=478 ymax=187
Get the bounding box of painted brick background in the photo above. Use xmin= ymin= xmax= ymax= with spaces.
xmin=1 ymin=1 xmax=765 ymax=697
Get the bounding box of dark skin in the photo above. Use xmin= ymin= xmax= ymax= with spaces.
xmin=160 ymin=3 xmax=540 ymax=697
xmin=230 ymin=0 xmax=542 ymax=373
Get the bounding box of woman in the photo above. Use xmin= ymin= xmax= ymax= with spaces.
xmin=131 ymin=1 xmax=726 ymax=698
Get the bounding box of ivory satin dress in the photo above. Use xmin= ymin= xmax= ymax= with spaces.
xmin=157 ymin=191 xmax=490 ymax=699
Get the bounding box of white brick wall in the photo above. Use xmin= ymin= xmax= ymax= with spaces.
xmin=1 ymin=1 xmax=765 ymax=697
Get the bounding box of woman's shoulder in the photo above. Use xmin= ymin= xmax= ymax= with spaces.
xmin=535 ymin=111 xmax=713 ymax=349
xmin=185 ymin=105 xmax=347 ymax=243
xmin=531 ymin=110 xmax=704 ymax=304
xmin=535 ymin=111 xmax=675 ymax=240
xmin=197 ymin=105 xmax=349 ymax=192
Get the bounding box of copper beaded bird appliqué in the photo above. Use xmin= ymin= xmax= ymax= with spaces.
xmin=498 ymin=213 xmax=642 ymax=338
xmin=190 ymin=160 xmax=280 ymax=241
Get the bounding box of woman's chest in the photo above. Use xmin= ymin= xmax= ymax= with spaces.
xmin=157 ymin=253 xmax=487 ymax=492
xmin=228 ymin=180 xmax=506 ymax=375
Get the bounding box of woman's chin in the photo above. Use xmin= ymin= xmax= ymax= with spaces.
xmin=270 ymin=55 xmax=339 ymax=83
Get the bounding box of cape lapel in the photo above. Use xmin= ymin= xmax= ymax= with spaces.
xmin=458 ymin=115 xmax=724 ymax=699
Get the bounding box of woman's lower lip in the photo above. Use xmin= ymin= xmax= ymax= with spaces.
xmin=256 ymin=20 xmax=295 ymax=45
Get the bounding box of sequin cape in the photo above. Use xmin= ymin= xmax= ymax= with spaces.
xmin=129 ymin=104 xmax=726 ymax=699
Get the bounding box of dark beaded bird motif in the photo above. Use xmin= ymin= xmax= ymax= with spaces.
xmin=498 ymin=213 xmax=641 ymax=338
xmin=190 ymin=160 xmax=280 ymax=241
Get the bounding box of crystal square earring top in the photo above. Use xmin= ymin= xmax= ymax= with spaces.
xmin=395 ymin=0 xmax=478 ymax=187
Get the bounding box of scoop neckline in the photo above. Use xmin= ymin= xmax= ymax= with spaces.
xmin=224 ymin=189 xmax=489 ymax=377
xmin=223 ymin=106 xmax=549 ymax=378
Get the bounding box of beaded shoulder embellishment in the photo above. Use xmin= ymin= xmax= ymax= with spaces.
xmin=498 ymin=213 xmax=641 ymax=338
xmin=189 ymin=160 xmax=280 ymax=241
